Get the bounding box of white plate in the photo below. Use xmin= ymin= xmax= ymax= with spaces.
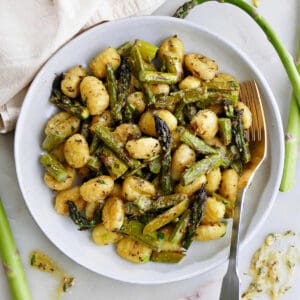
xmin=14 ymin=16 xmax=284 ymax=284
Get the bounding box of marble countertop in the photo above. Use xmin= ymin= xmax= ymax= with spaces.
xmin=0 ymin=1 xmax=299 ymax=299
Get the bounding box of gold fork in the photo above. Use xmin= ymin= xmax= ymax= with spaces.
xmin=219 ymin=80 xmax=267 ymax=300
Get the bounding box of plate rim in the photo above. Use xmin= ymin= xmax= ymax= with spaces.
xmin=14 ymin=15 xmax=284 ymax=284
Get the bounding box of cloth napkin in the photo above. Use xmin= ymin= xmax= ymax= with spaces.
xmin=0 ymin=0 xmax=166 ymax=133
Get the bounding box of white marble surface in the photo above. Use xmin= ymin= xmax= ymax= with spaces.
xmin=0 ymin=1 xmax=299 ymax=299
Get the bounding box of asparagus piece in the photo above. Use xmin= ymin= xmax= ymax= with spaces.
xmin=218 ymin=118 xmax=232 ymax=146
xmin=180 ymin=129 xmax=219 ymax=155
xmin=143 ymin=198 xmax=189 ymax=234
xmin=67 ymin=201 xmax=102 ymax=231
xmin=106 ymin=64 xmax=121 ymax=122
xmin=162 ymin=55 xmax=184 ymax=82
xmin=117 ymin=41 xmax=133 ymax=57
xmin=89 ymin=135 xmax=100 ymax=155
xmin=0 ymin=198 xmax=32 ymax=300
xmin=154 ymin=88 xmax=237 ymax=112
xmin=92 ymin=124 xmax=135 ymax=167
xmin=50 ymin=89 xmax=89 ymax=120
xmin=174 ymin=101 xmax=186 ymax=125
xmin=150 ymin=251 xmax=185 ymax=263
xmin=203 ymin=80 xmax=240 ymax=92
xmin=182 ymin=185 xmax=207 ymax=249
xmin=231 ymin=110 xmax=251 ymax=164
xmin=182 ymin=154 xmax=222 ymax=186
xmin=100 ymin=146 xmax=129 ymax=179
xmin=39 ymin=153 xmax=68 ymax=182
xmin=117 ymin=58 xmax=131 ymax=122
xmin=169 ymin=209 xmax=191 ymax=244
xmin=149 ymin=156 xmax=161 ymax=174
xmin=130 ymin=45 xmax=155 ymax=105
xmin=42 ymin=132 xmax=66 ymax=152
xmin=154 ymin=115 xmax=173 ymax=195
xmin=139 ymin=70 xmax=178 ymax=84
xmin=174 ymin=0 xmax=300 ymax=108
xmin=280 ymin=39 xmax=300 ymax=192
xmin=135 ymin=39 xmax=158 ymax=62
xmin=86 ymin=155 xmax=101 ymax=172
xmin=120 ymin=220 xmax=162 ymax=251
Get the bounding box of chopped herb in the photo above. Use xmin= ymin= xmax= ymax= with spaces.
xmin=96 ymin=179 xmax=106 ymax=184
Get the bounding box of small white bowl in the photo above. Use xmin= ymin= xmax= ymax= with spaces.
xmin=14 ymin=16 xmax=284 ymax=284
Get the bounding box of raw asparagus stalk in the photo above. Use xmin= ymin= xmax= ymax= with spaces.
xmin=280 ymin=39 xmax=300 ymax=191
xmin=150 ymin=251 xmax=185 ymax=263
xmin=50 ymin=89 xmax=89 ymax=120
xmin=154 ymin=115 xmax=173 ymax=195
xmin=218 ymin=118 xmax=232 ymax=146
xmin=106 ymin=64 xmax=121 ymax=122
xmin=182 ymin=154 xmax=222 ymax=186
xmin=135 ymin=39 xmax=158 ymax=62
xmin=143 ymin=198 xmax=189 ymax=234
xmin=117 ymin=58 xmax=131 ymax=122
xmin=100 ymin=146 xmax=129 ymax=179
xmin=39 ymin=153 xmax=68 ymax=182
xmin=182 ymin=185 xmax=207 ymax=249
xmin=180 ymin=129 xmax=219 ymax=155
xmin=0 ymin=198 xmax=32 ymax=300
xmin=139 ymin=70 xmax=178 ymax=84
xmin=173 ymin=0 xmax=300 ymax=108
xmin=92 ymin=124 xmax=135 ymax=167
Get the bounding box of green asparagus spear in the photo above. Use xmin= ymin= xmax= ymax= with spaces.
xmin=169 ymin=209 xmax=191 ymax=244
xmin=174 ymin=101 xmax=186 ymax=125
xmin=117 ymin=58 xmax=131 ymax=121
xmin=80 ymin=121 xmax=90 ymax=140
xmin=135 ymin=39 xmax=158 ymax=62
xmin=218 ymin=118 xmax=232 ymax=146
xmin=92 ymin=124 xmax=135 ymax=167
xmin=161 ymin=55 xmax=184 ymax=82
xmin=0 ymin=198 xmax=32 ymax=300
xmin=180 ymin=129 xmax=219 ymax=155
xmin=182 ymin=154 xmax=222 ymax=186
xmin=120 ymin=220 xmax=162 ymax=251
xmin=150 ymin=251 xmax=185 ymax=263
xmin=153 ymin=194 xmax=189 ymax=210
xmin=182 ymin=185 xmax=207 ymax=249
xmin=86 ymin=155 xmax=101 ymax=172
xmin=231 ymin=110 xmax=251 ymax=164
xmin=67 ymin=201 xmax=102 ymax=231
xmin=106 ymin=64 xmax=121 ymax=122
xmin=149 ymin=156 xmax=161 ymax=174
xmin=154 ymin=115 xmax=173 ymax=195
xmin=100 ymin=146 xmax=129 ymax=179
xmin=89 ymin=135 xmax=101 ymax=155
xmin=50 ymin=89 xmax=89 ymax=120
xmin=42 ymin=132 xmax=66 ymax=152
xmin=139 ymin=70 xmax=178 ymax=84
xmin=39 ymin=153 xmax=68 ymax=182
xmin=143 ymin=198 xmax=189 ymax=234
xmin=117 ymin=41 xmax=133 ymax=57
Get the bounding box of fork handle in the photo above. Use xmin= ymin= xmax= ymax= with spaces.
xmin=219 ymin=188 xmax=247 ymax=300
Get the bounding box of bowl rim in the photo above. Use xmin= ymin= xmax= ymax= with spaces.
xmin=14 ymin=15 xmax=284 ymax=284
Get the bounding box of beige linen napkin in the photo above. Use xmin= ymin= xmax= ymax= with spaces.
xmin=0 ymin=0 xmax=166 ymax=133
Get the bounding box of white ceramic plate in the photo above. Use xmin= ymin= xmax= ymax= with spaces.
xmin=15 ymin=16 xmax=284 ymax=284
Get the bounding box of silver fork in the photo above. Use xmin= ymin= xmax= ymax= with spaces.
xmin=219 ymin=80 xmax=267 ymax=300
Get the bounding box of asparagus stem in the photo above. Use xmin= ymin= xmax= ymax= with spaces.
xmin=218 ymin=118 xmax=232 ymax=146
xmin=0 ymin=198 xmax=32 ymax=300
xmin=154 ymin=115 xmax=173 ymax=195
xmin=280 ymin=39 xmax=300 ymax=191
xmin=106 ymin=64 xmax=121 ymax=122
xmin=173 ymin=0 xmax=300 ymax=108
xmin=39 ymin=153 xmax=68 ymax=182
xmin=135 ymin=39 xmax=158 ymax=62
xmin=182 ymin=154 xmax=222 ymax=186
xmin=150 ymin=251 xmax=185 ymax=263
xmin=139 ymin=70 xmax=179 ymax=84
xmin=42 ymin=132 xmax=66 ymax=152
xmin=117 ymin=41 xmax=133 ymax=57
